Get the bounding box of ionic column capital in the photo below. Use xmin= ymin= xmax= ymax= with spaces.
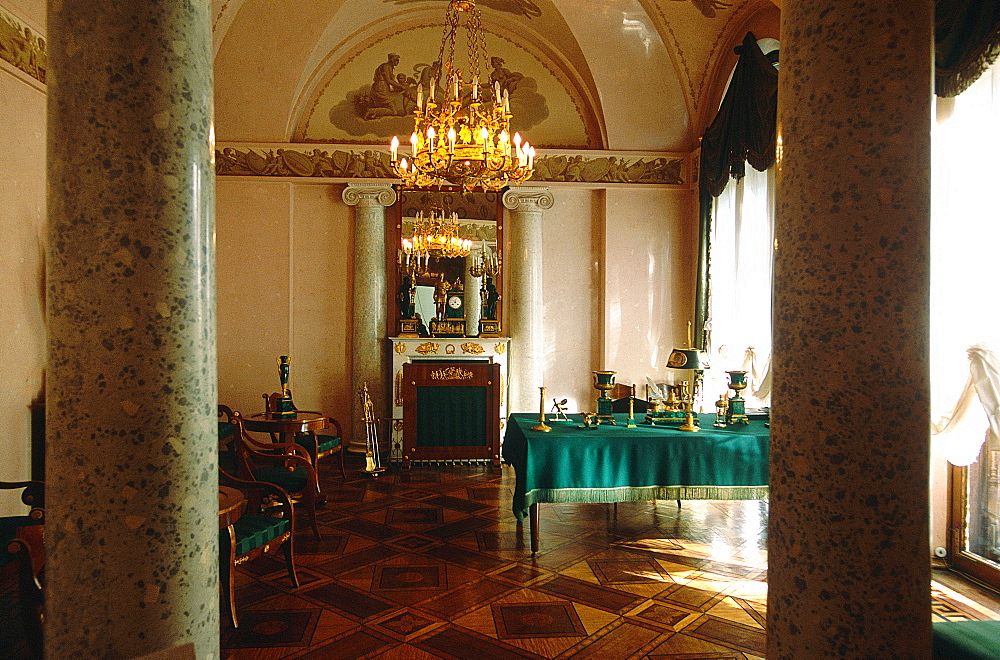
xmin=502 ymin=187 xmax=554 ymax=212
xmin=342 ymin=183 xmax=397 ymax=208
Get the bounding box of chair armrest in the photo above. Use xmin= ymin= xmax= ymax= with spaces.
xmin=219 ymin=469 xmax=295 ymax=520
xmin=324 ymin=417 xmax=343 ymax=439
xmin=0 ymin=480 xmax=44 ymax=509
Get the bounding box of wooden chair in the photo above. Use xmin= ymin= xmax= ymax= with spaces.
xmin=218 ymin=469 xmax=298 ymax=628
xmin=1 ymin=480 xmax=44 ymax=658
xmin=227 ymin=410 xmax=323 ymax=540
xmin=263 ymin=391 xmax=347 ymax=480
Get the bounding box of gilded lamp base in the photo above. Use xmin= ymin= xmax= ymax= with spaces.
xmin=678 ymin=411 xmax=700 ymax=432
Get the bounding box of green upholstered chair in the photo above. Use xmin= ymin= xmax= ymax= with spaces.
xmin=218 ymin=470 xmax=299 ymax=628
xmin=263 ymin=391 xmax=347 ymax=481
xmin=1 ymin=480 xmax=44 ymax=657
xmin=229 ymin=410 xmax=322 ymax=540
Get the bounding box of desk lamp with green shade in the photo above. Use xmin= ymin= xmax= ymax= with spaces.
xmin=665 ymin=346 xmax=706 ymax=432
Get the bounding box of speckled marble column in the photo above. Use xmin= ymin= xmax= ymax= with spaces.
xmin=46 ymin=1 xmax=217 ymax=658
xmin=503 ymin=187 xmax=554 ymax=413
xmin=769 ymin=1 xmax=932 ymax=657
xmin=343 ymin=183 xmax=395 ymax=452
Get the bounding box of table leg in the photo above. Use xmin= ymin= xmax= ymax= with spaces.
xmin=529 ymin=503 xmax=539 ymax=553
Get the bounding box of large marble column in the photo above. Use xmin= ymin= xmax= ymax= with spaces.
xmin=503 ymin=187 xmax=554 ymax=413
xmin=768 ymin=1 xmax=932 ymax=657
xmin=343 ymin=183 xmax=396 ymax=452
xmin=46 ymin=2 xmax=217 ymax=657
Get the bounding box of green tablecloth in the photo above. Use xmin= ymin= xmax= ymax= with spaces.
xmin=502 ymin=413 xmax=769 ymax=520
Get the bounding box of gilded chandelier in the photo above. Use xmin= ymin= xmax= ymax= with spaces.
xmin=389 ymin=0 xmax=534 ymax=192
xmin=399 ymin=208 xmax=473 ymax=272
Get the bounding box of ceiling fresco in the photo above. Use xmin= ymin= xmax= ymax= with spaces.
xmin=211 ymin=0 xmax=778 ymax=151
xmin=298 ymin=23 xmax=590 ymax=148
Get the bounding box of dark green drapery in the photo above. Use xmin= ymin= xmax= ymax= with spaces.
xmin=698 ymin=32 xmax=778 ymax=199
xmin=935 ymin=0 xmax=1000 ymax=97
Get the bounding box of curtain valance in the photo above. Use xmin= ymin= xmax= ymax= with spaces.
xmin=699 ymin=32 xmax=778 ymax=198
xmin=935 ymin=0 xmax=1000 ymax=98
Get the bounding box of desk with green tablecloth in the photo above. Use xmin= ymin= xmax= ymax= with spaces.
xmin=501 ymin=413 xmax=770 ymax=552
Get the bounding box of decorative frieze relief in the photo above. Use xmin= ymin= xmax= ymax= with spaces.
xmin=215 ymin=143 xmax=688 ymax=186
xmin=0 ymin=6 xmax=45 ymax=85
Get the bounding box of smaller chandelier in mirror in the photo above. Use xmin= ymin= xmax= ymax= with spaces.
xmin=388 ymin=0 xmax=534 ymax=192
xmin=399 ymin=208 xmax=473 ymax=273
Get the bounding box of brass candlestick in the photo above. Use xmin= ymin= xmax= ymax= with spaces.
xmin=626 ymin=383 xmax=637 ymax=428
xmin=531 ymin=386 xmax=552 ymax=432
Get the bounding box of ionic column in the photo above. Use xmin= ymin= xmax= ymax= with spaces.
xmin=769 ymin=0 xmax=932 ymax=656
xmin=502 ymin=187 xmax=554 ymax=413
xmin=46 ymin=1 xmax=217 ymax=657
xmin=343 ymin=183 xmax=396 ymax=451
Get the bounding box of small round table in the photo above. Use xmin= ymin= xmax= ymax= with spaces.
xmin=244 ymin=410 xmax=328 ymax=442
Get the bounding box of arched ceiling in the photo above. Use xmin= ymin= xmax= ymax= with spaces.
xmin=212 ymin=0 xmax=778 ymax=152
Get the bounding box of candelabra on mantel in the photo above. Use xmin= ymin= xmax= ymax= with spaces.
xmin=388 ymin=0 xmax=534 ymax=192
xmin=468 ymin=246 xmax=500 ymax=279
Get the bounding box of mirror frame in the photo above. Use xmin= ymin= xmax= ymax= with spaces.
xmin=388 ymin=186 xmax=504 ymax=338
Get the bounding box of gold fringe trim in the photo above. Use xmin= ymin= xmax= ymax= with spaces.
xmin=525 ymin=485 xmax=769 ymax=506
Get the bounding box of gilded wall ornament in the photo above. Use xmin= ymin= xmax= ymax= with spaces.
xmin=430 ymin=366 xmax=475 ymax=380
xmin=415 ymin=342 xmax=440 ymax=355
xmin=461 ymin=342 xmax=486 ymax=354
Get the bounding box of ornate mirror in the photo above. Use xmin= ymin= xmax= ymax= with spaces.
xmin=391 ymin=187 xmax=503 ymax=338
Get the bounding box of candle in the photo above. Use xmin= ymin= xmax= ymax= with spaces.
xmin=427 ymin=126 xmax=435 ymax=152
xmin=503 ymin=89 xmax=509 ymax=113
xmin=447 ymin=127 xmax=456 ymax=154
xmin=390 ymin=135 xmax=399 ymax=161
xmin=417 ymin=87 xmax=423 ymax=111
xmin=430 ymin=77 xmax=436 ymax=101
xmin=472 ymin=75 xmax=479 ymax=100
xmin=494 ymin=81 xmax=501 ymax=103
xmin=452 ymin=76 xmax=459 ymax=100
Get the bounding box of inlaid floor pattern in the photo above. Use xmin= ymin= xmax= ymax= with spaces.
xmin=217 ymin=459 xmax=1000 ymax=659
xmin=2 ymin=458 xmax=995 ymax=658
xmin=223 ymin=459 xmax=767 ymax=659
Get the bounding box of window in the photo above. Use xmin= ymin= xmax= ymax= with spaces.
xmin=703 ymin=165 xmax=774 ymax=411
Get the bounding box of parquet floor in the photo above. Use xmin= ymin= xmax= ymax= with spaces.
xmin=221 ymin=459 xmax=770 ymax=659
xmin=3 ymin=457 xmax=999 ymax=658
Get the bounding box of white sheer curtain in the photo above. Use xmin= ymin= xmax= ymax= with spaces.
xmin=931 ymin=59 xmax=1000 ymax=465
xmin=704 ymin=165 xmax=775 ymax=411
